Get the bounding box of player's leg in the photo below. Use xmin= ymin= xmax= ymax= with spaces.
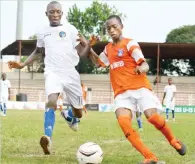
xmin=40 ymin=93 xmax=59 ymax=155
xmin=61 ymin=77 xmax=83 ymax=131
xmin=3 ymin=97 xmax=8 ymax=116
xmin=172 ymin=110 xmax=175 ymax=121
xmin=141 ymin=89 xmax=186 ymax=156
xmin=116 ymin=108 xmax=157 ymax=163
xmin=3 ymin=103 xmax=7 ymax=115
xmin=40 ymin=72 xmax=62 ymax=155
xmin=136 ymin=111 xmax=143 ymax=131
xmin=165 ymin=107 xmax=169 ymax=121
xmin=115 ymin=95 xmax=157 ymax=164
xmin=171 ymin=102 xmax=175 ymax=121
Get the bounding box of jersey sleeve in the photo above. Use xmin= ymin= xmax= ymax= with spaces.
xmin=98 ymin=46 xmax=110 ymax=67
xmin=126 ymin=39 xmax=145 ymax=65
xmin=69 ymin=25 xmax=80 ymax=48
xmin=36 ymin=30 xmax=45 ymax=48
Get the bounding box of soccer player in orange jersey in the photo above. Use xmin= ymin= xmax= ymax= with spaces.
xmin=79 ymin=15 xmax=186 ymax=164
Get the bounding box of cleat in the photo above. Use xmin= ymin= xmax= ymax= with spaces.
xmin=40 ymin=135 xmax=51 ymax=155
xmin=61 ymin=110 xmax=80 ymax=131
xmin=139 ymin=160 xmax=157 ymax=164
xmin=138 ymin=128 xmax=143 ymax=132
xmin=139 ymin=156 xmax=158 ymax=164
xmin=171 ymin=139 xmax=186 ymax=156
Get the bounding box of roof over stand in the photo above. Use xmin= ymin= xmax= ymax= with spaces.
xmin=1 ymin=40 xmax=195 ymax=59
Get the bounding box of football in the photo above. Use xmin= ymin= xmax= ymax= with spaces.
xmin=76 ymin=142 xmax=103 ymax=164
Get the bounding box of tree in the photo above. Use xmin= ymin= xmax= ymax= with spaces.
xmin=67 ymin=1 xmax=126 ymax=74
xmin=164 ymin=25 xmax=195 ymax=76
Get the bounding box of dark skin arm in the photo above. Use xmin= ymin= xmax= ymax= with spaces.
xmin=8 ymin=47 xmax=43 ymax=69
xmin=8 ymin=88 xmax=11 ymax=100
xmin=75 ymin=41 xmax=91 ymax=58
xmin=21 ymin=47 xmax=43 ymax=68
xmin=77 ymin=34 xmax=100 ymax=67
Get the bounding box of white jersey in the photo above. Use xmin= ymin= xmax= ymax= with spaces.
xmin=164 ymin=84 xmax=177 ymax=102
xmin=36 ymin=22 xmax=80 ymax=76
xmin=0 ymin=80 xmax=11 ymax=97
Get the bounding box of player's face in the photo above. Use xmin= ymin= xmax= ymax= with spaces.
xmin=168 ymin=79 xmax=172 ymax=85
xmin=106 ymin=18 xmax=123 ymax=42
xmin=1 ymin=74 xmax=6 ymax=80
xmin=46 ymin=3 xmax=63 ymax=26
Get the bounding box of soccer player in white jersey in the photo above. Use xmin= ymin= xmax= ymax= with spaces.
xmin=0 ymin=73 xmax=11 ymax=116
xmin=162 ymin=78 xmax=177 ymax=122
xmin=8 ymin=1 xmax=90 ymax=155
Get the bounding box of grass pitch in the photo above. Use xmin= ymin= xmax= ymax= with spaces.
xmin=1 ymin=110 xmax=195 ymax=164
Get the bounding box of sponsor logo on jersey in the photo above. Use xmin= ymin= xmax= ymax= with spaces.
xmin=110 ymin=61 xmax=124 ymax=69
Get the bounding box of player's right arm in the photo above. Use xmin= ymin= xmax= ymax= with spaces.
xmin=8 ymin=47 xmax=43 ymax=69
xmin=162 ymin=86 xmax=167 ymax=105
xmin=8 ymin=30 xmax=44 ymax=69
xmin=8 ymin=48 xmax=43 ymax=69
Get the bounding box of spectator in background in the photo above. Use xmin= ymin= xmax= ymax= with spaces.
xmin=0 ymin=73 xmax=11 ymax=116
xmin=162 ymin=78 xmax=177 ymax=122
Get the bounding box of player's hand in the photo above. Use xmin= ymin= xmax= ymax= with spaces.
xmin=8 ymin=96 xmax=11 ymax=100
xmin=7 ymin=61 xmax=25 ymax=69
xmin=135 ymin=66 xmax=143 ymax=75
xmin=77 ymin=34 xmax=89 ymax=47
xmin=89 ymin=35 xmax=99 ymax=46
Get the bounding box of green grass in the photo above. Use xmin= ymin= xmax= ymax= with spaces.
xmin=1 ymin=110 xmax=195 ymax=164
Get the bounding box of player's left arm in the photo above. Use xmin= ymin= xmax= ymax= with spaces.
xmin=70 ymin=25 xmax=91 ymax=57
xmin=127 ymin=40 xmax=149 ymax=74
xmin=75 ymin=35 xmax=91 ymax=57
xmin=171 ymin=85 xmax=177 ymax=101
xmin=8 ymin=80 xmax=11 ymax=100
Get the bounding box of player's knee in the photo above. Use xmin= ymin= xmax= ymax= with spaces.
xmin=47 ymin=100 xmax=57 ymax=109
xmin=73 ymin=108 xmax=83 ymax=118
xmin=148 ymin=113 xmax=165 ymax=130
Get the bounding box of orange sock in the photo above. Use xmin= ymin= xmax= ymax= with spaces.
xmin=148 ymin=113 xmax=175 ymax=143
xmin=118 ymin=116 xmax=156 ymax=159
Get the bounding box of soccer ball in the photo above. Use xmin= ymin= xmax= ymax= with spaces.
xmin=76 ymin=142 xmax=103 ymax=164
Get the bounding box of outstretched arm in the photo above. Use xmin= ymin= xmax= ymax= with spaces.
xmin=8 ymin=47 xmax=43 ymax=69
xmin=22 ymin=47 xmax=43 ymax=67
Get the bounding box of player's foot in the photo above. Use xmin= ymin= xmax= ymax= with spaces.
xmin=171 ymin=139 xmax=186 ymax=156
xmin=61 ymin=110 xmax=80 ymax=131
xmin=138 ymin=128 xmax=143 ymax=132
xmin=40 ymin=135 xmax=51 ymax=155
xmin=0 ymin=112 xmax=6 ymax=116
xmin=172 ymin=118 xmax=175 ymax=122
xmin=139 ymin=157 xmax=158 ymax=164
xmin=165 ymin=119 xmax=168 ymax=122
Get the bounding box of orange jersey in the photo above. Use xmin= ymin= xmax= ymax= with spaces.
xmin=98 ymin=38 xmax=152 ymax=98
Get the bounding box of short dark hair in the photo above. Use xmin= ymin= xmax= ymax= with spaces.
xmin=107 ymin=15 xmax=122 ymax=24
xmin=47 ymin=1 xmax=61 ymax=10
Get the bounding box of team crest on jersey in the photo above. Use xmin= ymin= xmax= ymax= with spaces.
xmin=117 ymin=49 xmax=124 ymax=57
xmin=59 ymin=31 xmax=66 ymax=38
